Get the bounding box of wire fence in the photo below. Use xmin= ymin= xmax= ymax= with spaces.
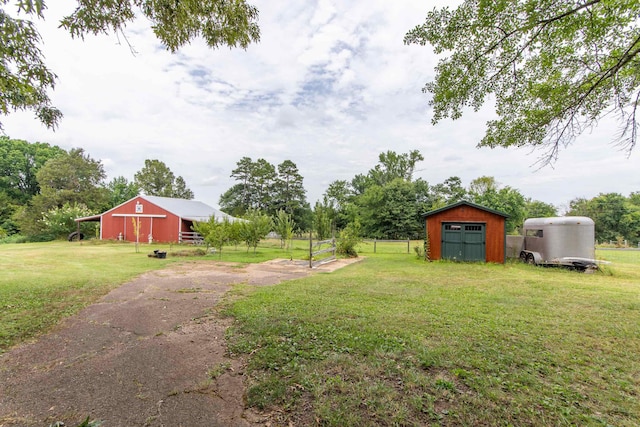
xmin=359 ymin=239 xmax=419 ymax=254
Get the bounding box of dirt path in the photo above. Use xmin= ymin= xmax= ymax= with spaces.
xmin=0 ymin=258 xmax=361 ymax=427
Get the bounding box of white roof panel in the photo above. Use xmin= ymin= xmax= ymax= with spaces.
xmin=141 ymin=195 xmax=239 ymax=222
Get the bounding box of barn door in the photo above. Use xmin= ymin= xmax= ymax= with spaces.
xmin=441 ymin=223 xmax=485 ymax=262
xmin=442 ymin=224 xmax=463 ymax=260
xmin=462 ymin=224 xmax=485 ymax=261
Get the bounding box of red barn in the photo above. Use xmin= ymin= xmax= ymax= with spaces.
xmin=424 ymin=201 xmax=508 ymax=263
xmin=76 ymin=195 xmax=237 ymax=243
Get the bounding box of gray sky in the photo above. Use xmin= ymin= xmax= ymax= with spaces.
xmin=4 ymin=0 xmax=638 ymax=212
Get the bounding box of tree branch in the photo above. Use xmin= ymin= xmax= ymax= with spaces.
xmin=564 ymin=34 xmax=640 ymax=119
xmin=539 ymin=0 xmax=602 ymax=26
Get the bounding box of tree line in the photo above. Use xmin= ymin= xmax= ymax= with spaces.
xmin=1 ymin=136 xmax=638 ymax=245
xmin=217 ymin=150 xmax=639 ymax=244
xmin=314 ymin=151 xmax=557 ymax=240
xmin=219 ymin=157 xmax=311 ymax=231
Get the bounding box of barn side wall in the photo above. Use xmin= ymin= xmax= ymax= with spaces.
xmin=101 ymin=197 xmax=181 ymax=243
xmin=426 ymin=205 xmax=506 ymax=263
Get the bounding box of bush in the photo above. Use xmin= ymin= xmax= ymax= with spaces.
xmin=336 ymin=221 xmax=362 ymax=257
xmin=42 ymin=203 xmax=94 ymax=239
xmin=413 ymin=244 xmax=424 ymax=259
xmin=0 ymin=233 xmax=28 ymax=244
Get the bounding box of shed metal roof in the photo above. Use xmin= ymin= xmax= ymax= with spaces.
xmin=424 ymin=200 xmax=509 ymax=218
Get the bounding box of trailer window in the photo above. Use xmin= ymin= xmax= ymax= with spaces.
xmin=526 ymin=229 xmax=543 ymax=237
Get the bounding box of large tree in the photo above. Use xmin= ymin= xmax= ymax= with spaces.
xmin=405 ymin=1 xmax=640 ymax=163
xmin=274 ymin=160 xmax=306 ymax=215
xmin=0 ymin=136 xmax=65 ymax=203
xmin=431 ymin=176 xmax=467 ymax=207
xmin=322 ymin=179 xmax=356 ymax=230
xmin=15 ymin=147 xmax=108 ymax=236
xmin=229 ymin=156 xmax=254 ymax=210
xmin=357 ymin=178 xmax=423 ymax=239
xmin=221 ymin=157 xmax=310 ymax=229
xmin=133 ymin=159 xmax=194 ymax=199
xmin=525 ymin=199 xmax=558 ymax=218
xmin=1 ymin=0 xmax=260 ymax=130
xmin=351 ymin=150 xmax=424 ymax=195
xmin=219 ymin=183 xmax=248 ymax=217
xmin=468 ymin=176 xmax=526 ymax=233
xmin=106 ymin=176 xmax=139 ymax=208
xmin=567 ymin=192 xmax=639 ymax=242
xmin=0 ymin=137 xmax=65 ymax=235
xmin=35 ymin=147 xmax=107 ymax=211
xmin=368 ymin=150 xmax=424 ymax=186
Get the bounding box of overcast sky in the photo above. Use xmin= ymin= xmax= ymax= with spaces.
xmin=4 ymin=0 xmax=638 ymax=212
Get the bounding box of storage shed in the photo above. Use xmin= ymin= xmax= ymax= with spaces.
xmin=75 ymin=195 xmax=238 ymax=243
xmin=424 ymin=201 xmax=508 ymax=263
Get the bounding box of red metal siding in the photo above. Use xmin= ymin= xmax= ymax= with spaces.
xmin=426 ymin=204 xmax=505 ymax=263
xmin=100 ymin=196 xmax=181 ymax=243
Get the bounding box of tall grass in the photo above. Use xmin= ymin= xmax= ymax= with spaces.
xmin=225 ymin=250 xmax=640 ymax=426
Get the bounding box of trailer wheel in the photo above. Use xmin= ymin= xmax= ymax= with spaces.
xmin=525 ymin=253 xmax=536 ymax=265
xmin=519 ymin=251 xmax=527 ymax=263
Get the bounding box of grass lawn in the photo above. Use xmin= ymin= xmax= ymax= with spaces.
xmin=225 ymin=249 xmax=640 ymax=426
xmin=0 ymin=238 xmax=327 ymax=352
xmin=0 ymin=241 xmax=186 ymax=352
xmin=2 ymin=240 xmax=639 ymax=425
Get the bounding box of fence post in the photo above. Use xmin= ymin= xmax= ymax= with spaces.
xmin=332 ymin=230 xmax=336 ymax=259
xmin=374 ymin=239 xmax=377 ymax=253
xmin=407 ymin=239 xmax=410 ymax=254
xmin=309 ymin=230 xmax=313 ymax=269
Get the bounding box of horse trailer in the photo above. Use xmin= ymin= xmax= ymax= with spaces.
xmin=519 ymin=216 xmax=599 ymax=270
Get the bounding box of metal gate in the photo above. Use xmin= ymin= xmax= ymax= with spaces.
xmin=441 ymin=223 xmax=485 ymax=262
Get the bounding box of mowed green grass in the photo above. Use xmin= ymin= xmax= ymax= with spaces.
xmin=225 ymin=250 xmax=640 ymax=426
xmin=0 ymin=241 xmax=185 ymax=351
xmin=2 ymin=241 xmax=639 ymax=425
xmin=0 ymin=238 xmax=330 ymax=351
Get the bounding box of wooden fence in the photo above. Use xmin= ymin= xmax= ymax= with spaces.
xmin=179 ymin=231 xmax=204 ymax=245
xmin=309 ymin=236 xmax=336 ymax=268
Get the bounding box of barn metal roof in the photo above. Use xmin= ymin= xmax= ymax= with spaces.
xmin=141 ymin=195 xmax=239 ymax=222
xmin=76 ymin=195 xmax=240 ymax=223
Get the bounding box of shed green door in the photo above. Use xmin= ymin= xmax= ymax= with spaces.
xmin=441 ymin=223 xmax=486 ymax=262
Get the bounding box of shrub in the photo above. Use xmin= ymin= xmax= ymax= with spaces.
xmin=336 ymin=221 xmax=362 ymax=257
xmin=42 ymin=203 xmax=94 ymax=239
xmin=413 ymin=244 xmax=424 ymax=259
xmin=0 ymin=233 xmax=28 ymax=244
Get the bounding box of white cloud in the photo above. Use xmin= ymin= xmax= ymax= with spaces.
xmin=2 ymin=0 xmax=638 ymax=211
